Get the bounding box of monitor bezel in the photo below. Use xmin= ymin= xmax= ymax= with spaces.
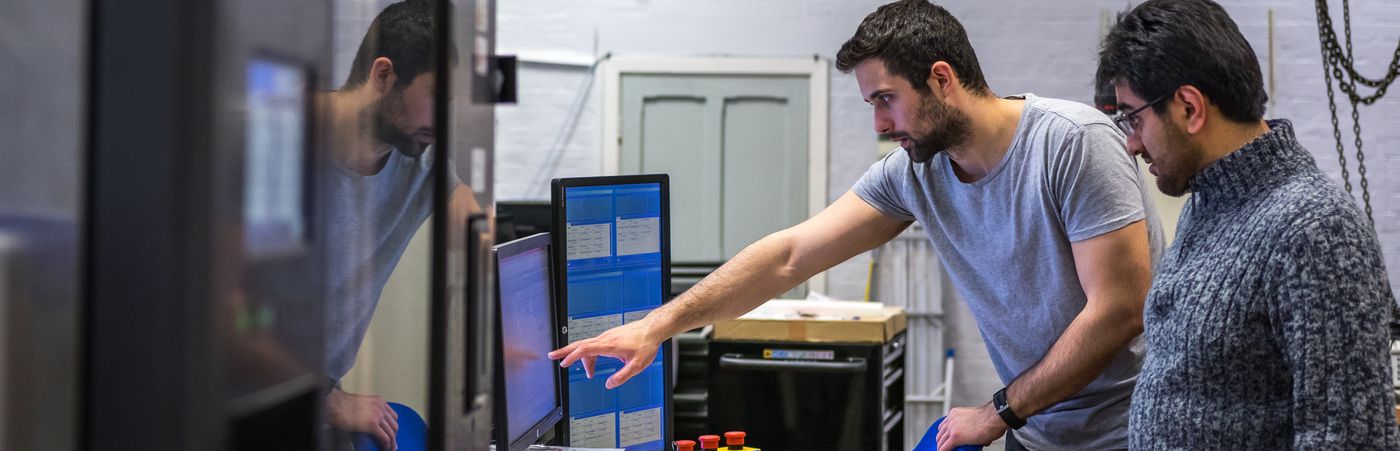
xmin=491 ymin=232 xmax=566 ymax=451
xmin=550 ymin=174 xmax=673 ymax=449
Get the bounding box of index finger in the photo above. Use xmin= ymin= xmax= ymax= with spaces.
xmin=548 ymin=340 xmax=582 ymax=360
xmin=558 ymin=342 xmax=616 ymax=369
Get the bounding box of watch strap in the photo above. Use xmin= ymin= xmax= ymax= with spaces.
xmin=993 ymin=387 xmax=1026 ymax=430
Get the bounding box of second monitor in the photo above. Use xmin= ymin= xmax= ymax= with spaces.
xmin=493 ymin=233 xmax=565 ymax=451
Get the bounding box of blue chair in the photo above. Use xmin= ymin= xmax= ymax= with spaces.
xmin=913 ymin=416 xmax=984 ymax=451
xmin=351 ymin=402 xmax=426 ymax=451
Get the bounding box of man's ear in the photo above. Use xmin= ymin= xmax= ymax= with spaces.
xmin=369 ymin=57 xmax=397 ymax=97
xmin=928 ymin=61 xmax=957 ymax=99
xmin=1176 ymin=85 xmax=1208 ymax=135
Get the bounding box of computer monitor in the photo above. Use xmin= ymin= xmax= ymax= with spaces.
xmin=492 ymin=233 xmax=566 ymax=451
xmin=243 ymin=56 xmax=310 ymax=259
xmin=551 ymin=175 xmax=672 ymax=451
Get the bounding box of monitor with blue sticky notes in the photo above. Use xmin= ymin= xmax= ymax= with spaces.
xmin=551 ymin=175 xmax=672 ymax=451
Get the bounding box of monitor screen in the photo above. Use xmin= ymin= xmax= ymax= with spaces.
xmin=243 ymin=57 xmax=308 ymax=257
xmin=494 ymin=233 xmax=564 ymax=450
xmin=553 ymin=176 xmax=670 ymax=451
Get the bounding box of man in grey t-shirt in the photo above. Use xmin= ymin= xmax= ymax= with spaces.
xmin=550 ymin=2 xmax=1161 ymax=449
xmin=855 ymin=93 xmax=1162 ymax=450
xmin=321 ymin=1 xmax=479 ymax=448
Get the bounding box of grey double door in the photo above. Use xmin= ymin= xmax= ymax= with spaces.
xmin=620 ymin=74 xmax=811 ymax=270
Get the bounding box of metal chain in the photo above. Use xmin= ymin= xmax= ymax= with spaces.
xmin=1316 ymin=0 xmax=1400 ymax=104
xmin=1317 ymin=0 xmax=1389 ymax=335
xmin=1350 ymin=91 xmax=1374 ymax=223
xmin=1316 ymin=0 xmax=1383 ymax=225
xmin=1339 ymin=0 xmax=1400 ymax=89
xmin=1316 ymin=0 xmax=1354 ymax=194
xmin=1342 ymin=0 xmax=1375 ymax=224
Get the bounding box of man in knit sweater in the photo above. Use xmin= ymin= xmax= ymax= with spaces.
xmin=1097 ymin=0 xmax=1399 ymax=448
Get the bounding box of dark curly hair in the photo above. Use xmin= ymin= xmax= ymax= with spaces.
xmin=343 ymin=0 xmax=436 ymax=90
xmin=1096 ymin=0 xmax=1267 ymax=122
xmin=836 ymin=0 xmax=990 ymax=96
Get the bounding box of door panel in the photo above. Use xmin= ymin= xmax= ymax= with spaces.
xmin=720 ymin=96 xmax=807 ymax=258
xmin=620 ymin=75 xmax=809 ymax=285
xmin=632 ymin=96 xmax=720 ymax=261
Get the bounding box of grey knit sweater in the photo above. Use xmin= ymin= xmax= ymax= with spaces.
xmin=1129 ymin=120 xmax=1399 ymax=449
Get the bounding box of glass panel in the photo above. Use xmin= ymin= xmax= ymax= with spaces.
xmin=321 ymin=0 xmax=443 ymax=447
xmin=0 ymin=0 xmax=86 ymax=449
xmin=447 ymin=0 xmax=496 ymax=448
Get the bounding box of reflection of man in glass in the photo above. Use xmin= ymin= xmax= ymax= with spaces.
xmin=320 ymin=0 xmax=478 ymax=448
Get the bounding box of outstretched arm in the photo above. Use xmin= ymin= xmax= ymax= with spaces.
xmin=549 ymin=190 xmax=910 ymax=388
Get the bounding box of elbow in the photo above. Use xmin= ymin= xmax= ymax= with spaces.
xmin=762 ymin=229 xmax=806 ymax=281
xmin=1118 ymin=303 xmax=1145 ymax=338
xmin=1125 ymin=313 xmax=1144 ymax=338
xmin=1090 ymin=300 xmax=1144 ymax=340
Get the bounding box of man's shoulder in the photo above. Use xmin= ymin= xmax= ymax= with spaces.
xmin=1015 ymin=95 xmax=1130 ymax=171
xmin=1022 ymin=94 xmax=1117 ymax=132
xmin=1259 ymin=173 xmax=1374 ymax=253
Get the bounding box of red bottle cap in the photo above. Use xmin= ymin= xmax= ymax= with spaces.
xmin=724 ymin=431 xmax=746 ymax=446
xmin=699 ymin=435 xmax=721 ymax=449
xmin=675 ymin=440 xmax=697 ymax=451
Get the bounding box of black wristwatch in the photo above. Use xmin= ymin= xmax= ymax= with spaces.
xmin=993 ymin=387 xmax=1026 ymax=430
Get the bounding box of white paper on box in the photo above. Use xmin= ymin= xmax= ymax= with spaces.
xmin=739 ymin=298 xmax=888 ymax=320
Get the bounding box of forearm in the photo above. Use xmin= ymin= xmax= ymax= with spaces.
xmin=646 ymin=229 xmax=813 ymax=338
xmin=1006 ymin=302 xmax=1142 ymax=416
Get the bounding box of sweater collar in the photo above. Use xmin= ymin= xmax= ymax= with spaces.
xmin=1187 ymin=119 xmax=1311 ymax=201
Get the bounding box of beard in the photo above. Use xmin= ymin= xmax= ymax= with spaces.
xmin=1152 ymin=115 xmax=1202 ymax=197
xmin=896 ymin=93 xmax=972 ymax=163
xmin=371 ymin=88 xmax=429 ymax=159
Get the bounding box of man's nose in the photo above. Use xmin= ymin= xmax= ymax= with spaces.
xmin=1126 ymin=132 xmax=1145 ymax=156
xmin=873 ymin=111 xmax=891 ymax=135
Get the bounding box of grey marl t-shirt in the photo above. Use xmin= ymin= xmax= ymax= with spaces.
xmin=853 ymin=94 xmax=1165 ymax=450
xmin=324 ymin=147 xmax=457 ymax=381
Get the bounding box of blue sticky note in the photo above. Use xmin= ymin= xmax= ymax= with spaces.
xmin=913 ymin=416 xmax=984 ymax=451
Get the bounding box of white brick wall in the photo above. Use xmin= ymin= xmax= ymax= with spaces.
xmin=498 ymin=0 xmax=1400 ymax=290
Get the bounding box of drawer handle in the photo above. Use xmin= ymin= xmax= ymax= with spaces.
xmin=718 ymin=354 xmax=866 ymax=373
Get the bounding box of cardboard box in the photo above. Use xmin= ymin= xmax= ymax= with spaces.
xmin=713 ymin=299 xmax=906 ymax=344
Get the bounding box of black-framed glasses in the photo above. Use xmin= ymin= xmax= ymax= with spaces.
xmin=1112 ymin=93 xmax=1170 ymax=136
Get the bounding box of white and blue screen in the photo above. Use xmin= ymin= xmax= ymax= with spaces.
xmin=243 ymin=59 xmax=307 ymax=256
xmin=563 ymin=183 xmax=665 ymax=450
